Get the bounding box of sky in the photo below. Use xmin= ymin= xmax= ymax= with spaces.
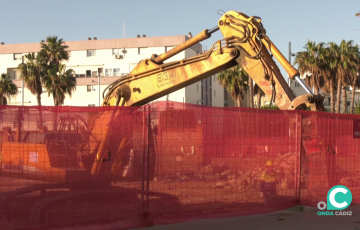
xmin=0 ymin=0 xmax=359 ymax=77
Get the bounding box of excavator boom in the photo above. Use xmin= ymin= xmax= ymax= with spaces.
xmin=103 ymin=11 xmax=324 ymax=111
xmin=92 ymin=10 xmax=325 ymax=175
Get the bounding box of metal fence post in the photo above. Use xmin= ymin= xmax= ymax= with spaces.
xmin=141 ymin=106 xmax=146 ymax=218
xmin=295 ymin=111 xmax=302 ymax=201
xmin=146 ymin=105 xmax=151 ymax=211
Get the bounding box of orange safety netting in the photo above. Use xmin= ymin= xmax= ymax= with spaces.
xmin=0 ymin=101 xmax=359 ymax=229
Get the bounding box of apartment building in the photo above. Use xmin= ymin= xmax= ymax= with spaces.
xmin=0 ymin=35 xmax=228 ymax=107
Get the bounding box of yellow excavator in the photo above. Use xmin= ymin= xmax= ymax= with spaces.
xmin=0 ymin=10 xmax=329 ymax=228
xmin=1 ymin=10 xmax=326 ymax=191
xmin=90 ymin=10 xmax=325 ymax=182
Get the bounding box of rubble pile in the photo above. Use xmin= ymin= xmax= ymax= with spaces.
xmin=152 ymin=152 xmax=299 ymax=194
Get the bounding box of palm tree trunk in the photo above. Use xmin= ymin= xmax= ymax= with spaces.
xmin=237 ymin=96 xmax=241 ymax=107
xmin=336 ymin=78 xmax=341 ymax=113
xmin=342 ymin=85 xmax=347 ymax=114
xmin=0 ymin=95 xmax=3 ymax=105
xmin=249 ymin=79 xmax=254 ymax=108
xmin=257 ymin=93 xmax=262 ymax=109
xmin=36 ymin=93 xmax=44 ymax=128
xmin=350 ymin=84 xmax=356 ymax=114
xmin=329 ymin=79 xmax=335 ymax=113
xmin=314 ymin=86 xmax=319 ymax=95
xmin=36 ymin=94 xmax=41 ymax=106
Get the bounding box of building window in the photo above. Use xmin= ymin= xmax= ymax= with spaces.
xmin=13 ymin=70 xmax=17 ymax=80
xmin=214 ymin=90 xmax=216 ymax=97
xmin=105 ymin=69 xmax=113 ymax=76
xmin=88 ymin=104 xmax=95 ymax=107
xmin=295 ymin=81 xmax=300 ymax=87
xmin=13 ymin=53 xmax=22 ymax=60
xmin=92 ymin=71 xmax=97 ymax=77
xmin=113 ymin=68 xmax=120 ymax=76
xmin=87 ymin=50 xmax=96 ymax=57
xmin=87 ymin=85 xmax=96 ymax=92
xmin=138 ymin=47 xmax=148 ymax=55
xmin=112 ymin=49 xmax=120 ymax=55
xmin=86 ymin=70 xmax=91 ymax=77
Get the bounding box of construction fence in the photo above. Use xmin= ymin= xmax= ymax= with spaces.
xmin=0 ymin=101 xmax=359 ymax=230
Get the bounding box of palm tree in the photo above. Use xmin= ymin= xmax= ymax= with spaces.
xmin=348 ymin=44 xmax=360 ymax=114
xmin=17 ymin=53 xmax=43 ymax=105
xmin=217 ymin=65 xmax=249 ymax=107
xmin=43 ymin=64 xmax=76 ymax=106
xmin=39 ymin=36 xmax=75 ymax=106
xmin=294 ymin=41 xmax=327 ymax=95
xmin=39 ymin=36 xmax=69 ymax=69
xmin=350 ymin=71 xmax=360 ymax=114
xmin=0 ymin=73 xmax=18 ymax=105
xmin=328 ymin=40 xmax=359 ymax=113
xmin=321 ymin=46 xmax=337 ymax=113
xmin=253 ymin=83 xmax=264 ymax=109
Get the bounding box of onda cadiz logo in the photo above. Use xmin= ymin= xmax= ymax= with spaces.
xmin=317 ymin=185 xmax=353 ymax=216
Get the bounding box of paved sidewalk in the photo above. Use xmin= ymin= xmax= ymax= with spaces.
xmin=135 ymin=205 xmax=360 ymax=230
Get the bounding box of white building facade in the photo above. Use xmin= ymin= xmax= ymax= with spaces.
xmin=0 ymin=35 xmax=227 ymax=107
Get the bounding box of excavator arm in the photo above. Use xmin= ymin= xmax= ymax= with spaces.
xmin=91 ymin=10 xmax=325 ymax=175
xmin=102 ymin=10 xmax=324 ymax=111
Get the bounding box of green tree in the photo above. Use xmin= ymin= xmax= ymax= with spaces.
xmin=39 ymin=36 xmax=69 ymax=69
xmin=217 ymin=66 xmax=249 ymax=107
xmin=294 ymin=41 xmax=327 ymax=96
xmin=0 ymin=73 xmax=18 ymax=105
xmin=349 ymin=72 xmax=360 ymax=114
xmin=17 ymin=53 xmax=43 ymax=105
xmin=260 ymin=105 xmax=280 ymax=110
xmin=39 ymin=36 xmax=75 ymax=106
xmin=328 ymin=40 xmax=359 ymax=113
xmin=354 ymin=103 xmax=360 ymax=114
xmin=43 ymin=64 xmax=76 ymax=106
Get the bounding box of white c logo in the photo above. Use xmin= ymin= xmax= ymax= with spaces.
xmin=329 ymin=187 xmax=348 ymax=208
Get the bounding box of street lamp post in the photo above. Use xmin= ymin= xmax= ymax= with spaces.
xmin=288 ymin=42 xmax=295 ymax=87
xmin=21 ymin=56 xmax=24 ymax=106
xmin=98 ymin=71 xmax=100 ymax=106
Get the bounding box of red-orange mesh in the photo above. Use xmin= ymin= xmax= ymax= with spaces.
xmin=0 ymin=101 xmax=358 ymax=229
